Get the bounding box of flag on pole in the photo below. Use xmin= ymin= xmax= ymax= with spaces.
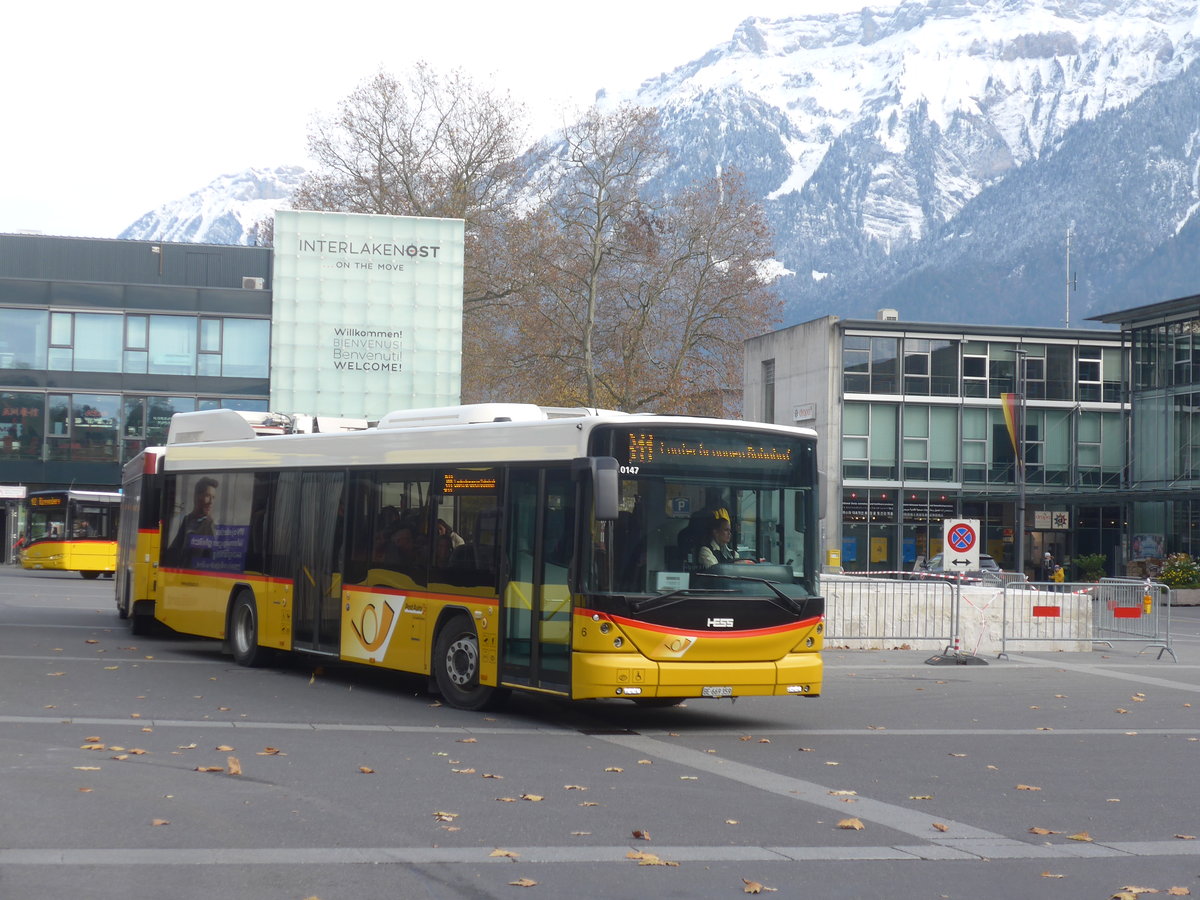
xmin=1001 ymin=392 xmax=1023 ymax=473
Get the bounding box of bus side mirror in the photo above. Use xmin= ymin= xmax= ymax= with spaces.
xmin=573 ymin=456 xmax=619 ymax=521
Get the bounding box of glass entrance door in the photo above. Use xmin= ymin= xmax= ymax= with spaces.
xmin=502 ymin=468 xmax=574 ymax=691
xmin=290 ymin=470 xmax=345 ymax=655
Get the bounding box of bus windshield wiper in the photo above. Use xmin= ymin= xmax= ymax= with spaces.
xmin=630 ymin=589 xmax=712 ymax=614
xmin=691 ymin=572 xmax=807 ymax=616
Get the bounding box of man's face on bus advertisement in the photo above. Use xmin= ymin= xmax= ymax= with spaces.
xmin=196 ymin=485 xmax=216 ymax=518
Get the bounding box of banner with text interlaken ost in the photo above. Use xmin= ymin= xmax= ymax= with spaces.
xmin=270 ymin=209 xmax=465 ymax=421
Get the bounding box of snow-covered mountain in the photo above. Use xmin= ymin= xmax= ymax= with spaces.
xmin=118 ymin=166 xmax=304 ymax=246
xmin=121 ymin=0 xmax=1200 ymax=326
xmin=624 ymin=0 xmax=1200 ymax=324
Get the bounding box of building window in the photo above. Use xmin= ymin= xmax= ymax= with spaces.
xmin=125 ymin=315 xmax=148 ymax=373
xmin=843 ymin=336 xmax=870 ymax=393
xmin=963 ymin=343 xmax=987 ymax=398
xmin=842 ymin=402 xmax=869 ymax=479
xmin=149 ymin=315 xmax=197 ymax=375
xmin=1022 ymin=347 xmax=1046 ymax=400
xmin=45 ymin=393 xmax=120 ymax=463
xmin=1078 ymin=346 xmax=1102 ymax=402
xmin=903 ymin=339 xmax=930 ymax=395
xmin=1046 ymin=345 xmax=1075 ymax=400
xmin=842 ymin=336 xmax=899 ymax=394
xmin=0 ymin=391 xmax=44 ymax=461
xmin=0 ymin=308 xmax=48 ymax=370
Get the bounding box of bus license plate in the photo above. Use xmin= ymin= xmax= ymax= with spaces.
xmin=702 ymin=686 xmax=733 ymax=698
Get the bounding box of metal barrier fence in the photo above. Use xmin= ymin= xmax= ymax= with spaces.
xmin=997 ymin=578 xmax=1173 ymax=659
xmin=822 ymin=574 xmax=1176 ymax=660
xmin=1094 ymin=578 xmax=1174 ymax=659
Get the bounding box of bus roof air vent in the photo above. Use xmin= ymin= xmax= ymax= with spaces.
xmin=376 ymin=404 xmax=549 ymax=430
xmin=166 ymin=409 xmax=258 ymax=444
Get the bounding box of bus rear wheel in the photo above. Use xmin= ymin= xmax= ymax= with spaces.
xmin=230 ymin=592 xmax=266 ymax=667
xmin=80 ymin=571 xmax=101 ymax=580
xmin=433 ymin=615 xmax=507 ymax=711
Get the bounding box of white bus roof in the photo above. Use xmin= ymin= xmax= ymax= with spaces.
xmin=159 ymin=405 xmax=817 ymax=473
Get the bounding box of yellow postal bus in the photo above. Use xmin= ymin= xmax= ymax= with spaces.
xmin=20 ymin=490 xmax=121 ymax=578
xmin=116 ymin=404 xmax=823 ymax=710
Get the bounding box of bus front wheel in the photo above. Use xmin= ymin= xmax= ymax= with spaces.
xmin=433 ymin=616 xmax=508 ymax=711
xmin=230 ymin=593 xmax=266 ymax=667
xmin=80 ymin=571 xmax=101 ymax=580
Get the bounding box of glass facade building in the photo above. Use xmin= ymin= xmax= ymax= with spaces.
xmin=0 ymin=234 xmax=272 ymax=491
xmin=743 ymin=315 xmax=1126 ymax=578
xmin=1096 ymin=295 xmax=1200 ymax=561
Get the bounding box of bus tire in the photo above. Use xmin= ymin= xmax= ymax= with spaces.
xmin=80 ymin=571 xmax=101 ymax=580
xmin=229 ymin=592 xmax=266 ymax=667
xmin=433 ymin=615 xmax=507 ymax=711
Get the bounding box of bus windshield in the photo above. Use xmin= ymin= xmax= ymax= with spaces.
xmin=587 ymin=425 xmax=819 ymax=600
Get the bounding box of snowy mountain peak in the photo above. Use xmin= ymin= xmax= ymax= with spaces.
xmin=118 ymin=166 xmax=304 ymax=246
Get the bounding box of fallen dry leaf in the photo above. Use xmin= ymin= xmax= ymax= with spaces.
xmin=509 ymin=877 xmax=537 ymax=887
xmin=73 ymin=766 xmax=101 ymax=771
xmin=1168 ymin=889 xmax=1191 ymax=896
xmin=828 ymin=790 xmax=856 ymax=796
xmin=632 ymin=829 xmax=651 ymax=841
xmin=1029 ymin=827 xmax=1062 ymax=835
xmin=1040 ymin=872 xmax=1065 ymax=878
xmin=451 ymin=768 xmax=476 ymax=774
xmin=798 ymin=747 xmax=815 ymax=752
xmin=227 ymin=756 xmax=242 ymax=776
xmin=680 ymin=776 xmax=698 ymax=781
xmin=742 ymin=878 xmax=779 ymax=893
xmin=490 ymin=849 xmax=519 ymax=858
xmin=910 ymin=795 xmax=933 ymax=800
xmin=579 ymin=801 xmax=599 ymax=807
xmin=637 ymin=759 xmax=652 ymax=765
xmin=837 ymin=818 xmax=865 ymax=831
xmin=1016 ymin=784 xmax=1042 ymax=791
xmin=496 ymin=797 xmax=518 ymax=802
xmin=932 ymin=823 xmax=949 ymax=832
xmin=726 ymin=819 xmax=740 ymax=825
xmin=1067 ymin=831 xmax=1093 ymax=842
xmin=758 ymin=738 xmax=771 ymax=743
xmin=563 ymin=785 xmax=587 ymax=791
xmin=482 ymin=773 xmax=503 ymax=779
xmin=521 ymin=794 xmax=543 ymax=802
xmin=1174 ymin=834 xmax=1196 ymax=840
xmin=358 ymin=766 xmax=374 ymax=774
xmin=604 ymin=767 xmax=624 ymax=773
xmin=195 ymin=766 xmax=224 ymax=773
xmin=152 ymin=819 xmax=170 ymax=826
xmin=81 ymin=743 xmax=105 ymax=750
xmin=457 ymin=737 xmax=478 ymax=743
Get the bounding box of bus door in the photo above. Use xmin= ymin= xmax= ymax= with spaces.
xmin=502 ymin=468 xmax=574 ymax=691
xmin=287 ymin=471 xmax=346 ymax=656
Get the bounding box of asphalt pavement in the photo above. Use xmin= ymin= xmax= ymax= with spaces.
xmin=2 ymin=565 xmax=1199 ymax=900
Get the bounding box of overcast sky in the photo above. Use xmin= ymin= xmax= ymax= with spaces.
xmin=1 ymin=0 xmax=893 ymax=239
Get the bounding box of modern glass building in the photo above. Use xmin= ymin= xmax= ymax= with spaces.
xmin=1094 ymin=294 xmax=1200 ymax=561
xmin=743 ymin=313 xmax=1126 ymax=578
xmin=1 ymin=234 xmax=273 ymax=492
